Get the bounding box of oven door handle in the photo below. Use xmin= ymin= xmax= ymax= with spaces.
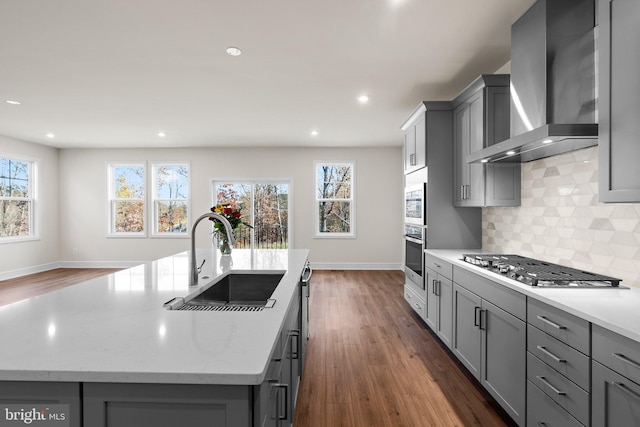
xmin=404 ymin=236 xmax=423 ymax=245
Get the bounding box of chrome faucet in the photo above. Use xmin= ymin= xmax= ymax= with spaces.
xmin=190 ymin=212 xmax=236 ymax=287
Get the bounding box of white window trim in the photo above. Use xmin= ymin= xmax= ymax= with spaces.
xmin=313 ymin=160 xmax=356 ymax=239
xmin=0 ymin=153 xmax=39 ymax=243
xmin=150 ymin=161 xmax=190 ymax=238
xmin=107 ymin=162 xmax=147 ymax=238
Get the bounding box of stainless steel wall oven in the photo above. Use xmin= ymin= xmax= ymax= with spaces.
xmin=404 ymin=223 xmax=426 ymax=289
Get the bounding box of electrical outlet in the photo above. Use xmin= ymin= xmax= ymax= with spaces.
xmin=72 ymin=248 xmax=78 ymax=255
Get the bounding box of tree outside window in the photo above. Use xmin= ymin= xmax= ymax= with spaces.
xmin=152 ymin=163 xmax=189 ymax=235
xmin=214 ymin=181 xmax=289 ymax=249
xmin=315 ymin=161 xmax=355 ymax=238
xmin=109 ymin=164 xmax=145 ymax=235
xmin=0 ymin=156 xmax=35 ymax=240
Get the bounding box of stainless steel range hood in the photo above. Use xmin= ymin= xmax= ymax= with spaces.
xmin=468 ymin=0 xmax=597 ymax=163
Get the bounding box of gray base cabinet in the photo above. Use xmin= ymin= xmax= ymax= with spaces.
xmin=598 ymin=0 xmax=640 ymax=202
xmin=452 ymin=266 xmax=526 ymax=426
xmin=424 ymin=255 xmax=454 ymax=349
xmin=84 ymin=383 xmax=250 ymax=427
xmin=592 ymin=361 xmax=640 ymax=427
xmin=0 ymin=382 xmax=82 ymax=427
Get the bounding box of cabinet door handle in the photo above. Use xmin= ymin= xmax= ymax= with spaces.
xmin=479 ymin=308 xmax=486 ymax=330
xmin=474 ymin=306 xmax=481 ymax=327
xmin=537 ymin=423 xmax=548 ymax=427
xmin=536 ymin=315 xmax=566 ymax=330
xmin=272 ymin=383 xmax=289 ymax=420
xmin=460 ymin=185 xmax=465 ymax=200
xmin=613 ymin=353 xmax=640 ymax=369
xmin=434 ymin=280 xmax=441 ymax=296
xmin=611 ymin=382 xmax=640 ymax=402
xmin=291 ymin=330 xmax=300 ymax=360
xmin=536 ymin=346 xmax=566 ymax=363
xmin=536 ymin=376 xmax=566 ymax=395
xmin=410 ymin=153 xmax=416 ymax=166
xmin=432 ymin=279 xmax=437 ymax=295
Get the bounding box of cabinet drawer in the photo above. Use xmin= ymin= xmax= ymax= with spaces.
xmin=528 ymin=324 xmax=590 ymax=390
xmin=527 ymin=380 xmax=583 ymax=427
xmin=425 ymin=254 xmax=452 ymax=281
xmin=404 ymin=284 xmax=427 ymax=322
xmin=528 ymin=352 xmax=589 ymax=426
xmin=593 ymin=324 xmax=640 ymax=385
xmin=453 ymin=266 xmax=526 ymax=321
xmin=528 ymin=299 xmax=590 ymax=355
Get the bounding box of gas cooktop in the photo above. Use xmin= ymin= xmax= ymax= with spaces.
xmin=462 ymin=254 xmax=623 ymax=288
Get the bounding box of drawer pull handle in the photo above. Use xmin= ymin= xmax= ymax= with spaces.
xmin=433 ymin=263 xmax=441 ymax=268
xmin=414 ymin=303 xmax=422 ymax=310
xmin=537 ymin=423 xmax=548 ymax=427
xmin=612 ymin=382 xmax=640 ymax=402
xmin=613 ymin=353 xmax=640 ymax=370
xmin=536 ymin=346 xmax=566 ymax=363
xmin=536 ymin=376 xmax=566 ymax=395
xmin=536 ymin=315 xmax=566 ymax=330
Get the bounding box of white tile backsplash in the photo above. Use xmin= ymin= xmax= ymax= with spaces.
xmin=483 ymin=146 xmax=640 ymax=287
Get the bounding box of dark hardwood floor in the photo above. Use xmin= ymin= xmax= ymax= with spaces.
xmin=294 ymin=269 xmax=515 ymax=427
xmin=0 ymin=267 xmax=514 ymax=426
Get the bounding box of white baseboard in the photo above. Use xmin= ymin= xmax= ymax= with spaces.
xmin=0 ymin=262 xmax=61 ymax=281
xmin=310 ymin=262 xmax=403 ymax=271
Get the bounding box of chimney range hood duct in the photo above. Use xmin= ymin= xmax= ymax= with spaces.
xmin=468 ymin=0 xmax=597 ymax=163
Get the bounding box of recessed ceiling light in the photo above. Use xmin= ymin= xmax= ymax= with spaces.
xmin=506 ymin=150 xmax=516 ymax=156
xmin=542 ymin=138 xmax=553 ymax=144
xmin=357 ymin=95 xmax=369 ymax=104
xmin=310 ymin=130 xmax=319 ymax=137
xmin=46 ymin=133 xmax=55 ymax=138
xmin=5 ymin=100 xmax=20 ymax=105
xmin=226 ymin=47 xmax=242 ymax=56
xmin=157 ymin=131 xmax=166 ymax=138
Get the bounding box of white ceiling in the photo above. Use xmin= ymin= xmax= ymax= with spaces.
xmin=0 ymin=0 xmax=536 ymax=149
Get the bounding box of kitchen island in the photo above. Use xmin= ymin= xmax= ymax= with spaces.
xmin=0 ymin=248 xmax=309 ymax=427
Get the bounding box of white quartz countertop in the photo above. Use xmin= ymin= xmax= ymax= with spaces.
xmin=426 ymin=249 xmax=640 ymax=343
xmin=0 ymin=249 xmax=309 ymax=385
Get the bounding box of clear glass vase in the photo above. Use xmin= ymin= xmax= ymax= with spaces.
xmin=215 ymin=233 xmax=233 ymax=255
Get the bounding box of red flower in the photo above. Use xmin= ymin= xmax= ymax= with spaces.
xmin=223 ymin=207 xmax=233 ymax=215
xmin=233 ymin=211 xmax=242 ymax=218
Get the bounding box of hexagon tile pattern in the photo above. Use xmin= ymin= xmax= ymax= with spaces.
xmin=483 ymin=146 xmax=640 ymax=288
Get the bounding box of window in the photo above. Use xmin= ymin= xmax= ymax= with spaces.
xmin=152 ymin=163 xmax=189 ymax=236
xmin=314 ymin=161 xmax=355 ymax=238
xmin=108 ymin=164 xmax=145 ymax=236
xmin=0 ymin=156 xmax=36 ymax=241
xmin=213 ymin=181 xmax=290 ymax=249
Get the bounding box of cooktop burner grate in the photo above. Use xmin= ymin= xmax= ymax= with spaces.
xmin=462 ymin=254 xmax=622 ymax=287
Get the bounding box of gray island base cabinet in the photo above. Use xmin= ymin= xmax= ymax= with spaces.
xmin=0 ymin=250 xmax=309 ymax=427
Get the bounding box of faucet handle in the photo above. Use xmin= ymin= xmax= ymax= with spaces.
xmin=196 ymin=259 xmax=206 ymax=274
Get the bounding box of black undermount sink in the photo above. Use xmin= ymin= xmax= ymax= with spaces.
xmin=164 ymin=272 xmax=285 ymax=311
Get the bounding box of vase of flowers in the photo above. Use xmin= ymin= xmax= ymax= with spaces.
xmin=209 ymin=202 xmax=251 ymax=255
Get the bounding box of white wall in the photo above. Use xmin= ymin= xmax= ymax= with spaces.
xmin=0 ymin=135 xmax=60 ymax=276
xmin=58 ymin=146 xmax=403 ymax=269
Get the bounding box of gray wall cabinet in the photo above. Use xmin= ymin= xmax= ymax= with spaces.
xmin=452 ymin=75 xmax=520 ymax=207
xmin=598 ymin=0 xmax=640 ymax=202
xmin=402 ymin=113 xmax=426 ymax=174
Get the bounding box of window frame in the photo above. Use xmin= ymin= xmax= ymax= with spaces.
xmin=313 ymin=160 xmax=356 ymax=239
xmin=150 ymin=162 xmax=190 ymax=238
xmin=107 ymin=162 xmax=147 ymax=238
xmin=0 ymin=153 xmax=38 ymax=243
